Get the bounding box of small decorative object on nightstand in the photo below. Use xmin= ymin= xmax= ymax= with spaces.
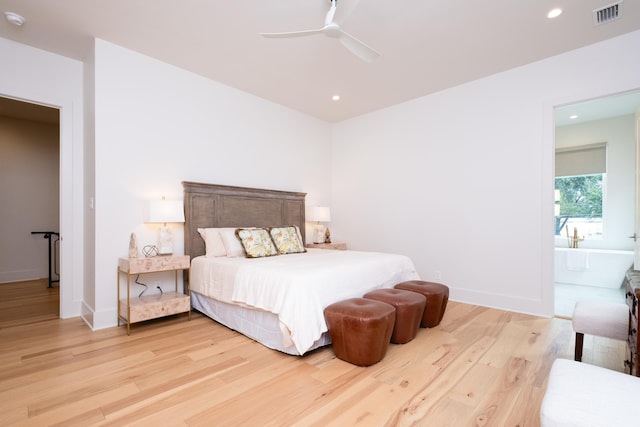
xmin=307 ymin=242 xmax=347 ymax=250
xmin=324 ymin=226 xmax=332 ymax=243
xmin=128 ymin=232 xmax=138 ymax=258
xmin=117 ymin=254 xmax=191 ymax=335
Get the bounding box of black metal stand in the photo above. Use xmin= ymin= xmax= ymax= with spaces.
xmin=31 ymin=231 xmax=60 ymax=288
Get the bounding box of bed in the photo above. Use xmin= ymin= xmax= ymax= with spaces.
xmin=183 ymin=181 xmax=420 ymax=355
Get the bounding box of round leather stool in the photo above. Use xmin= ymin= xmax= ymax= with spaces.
xmin=394 ymin=280 xmax=449 ymax=328
xmin=324 ymin=298 xmax=395 ymax=366
xmin=363 ymin=288 xmax=426 ymax=344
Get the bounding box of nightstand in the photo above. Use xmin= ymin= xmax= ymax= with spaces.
xmin=307 ymin=242 xmax=347 ymax=250
xmin=117 ymin=255 xmax=191 ymax=335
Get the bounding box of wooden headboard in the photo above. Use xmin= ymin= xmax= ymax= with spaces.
xmin=182 ymin=181 xmax=307 ymax=261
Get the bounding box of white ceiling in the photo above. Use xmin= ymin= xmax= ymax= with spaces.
xmin=0 ymin=0 xmax=639 ymax=123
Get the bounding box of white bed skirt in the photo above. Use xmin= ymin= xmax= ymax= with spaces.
xmin=190 ymin=291 xmax=331 ymax=356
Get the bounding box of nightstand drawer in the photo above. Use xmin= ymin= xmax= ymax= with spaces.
xmin=120 ymin=292 xmax=190 ymax=323
xmin=118 ymin=255 xmax=190 ymax=274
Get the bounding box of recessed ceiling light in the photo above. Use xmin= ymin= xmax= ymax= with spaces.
xmin=547 ymin=8 xmax=562 ymax=19
xmin=4 ymin=11 xmax=26 ymax=26
xmin=332 ymin=95 xmax=340 ymax=101
xmin=569 ymin=115 xmax=578 ymax=120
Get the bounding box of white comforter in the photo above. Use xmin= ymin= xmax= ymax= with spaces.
xmin=190 ymin=249 xmax=419 ymax=354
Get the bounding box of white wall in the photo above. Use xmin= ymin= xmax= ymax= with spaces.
xmin=555 ymin=114 xmax=636 ymax=250
xmin=331 ymin=30 xmax=640 ymax=317
xmin=2 ymin=30 xmax=638 ymax=327
xmin=90 ymin=39 xmax=332 ymax=329
xmin=0 ymin=37 xmax=84 ymax=319
xmin=0 ymin=117 xmax=59 ymax=282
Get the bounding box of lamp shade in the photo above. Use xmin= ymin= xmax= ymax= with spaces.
xmin=146 ymin=199 xmax=185 ymax=223
xmin=311 ymin=206 xmax=331 ymax=222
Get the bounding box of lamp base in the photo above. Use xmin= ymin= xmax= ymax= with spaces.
xmin=314 ymin=224 xmax=325 ymax=244
xmin=158 ymin=226 xmax=174 ymax=255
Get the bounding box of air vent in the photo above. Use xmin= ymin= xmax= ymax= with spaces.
xmin=593 ymin=1 xmax=623 ymax=25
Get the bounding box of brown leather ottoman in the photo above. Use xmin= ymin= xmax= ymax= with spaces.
xmin=394 ymin=280 xmax=449 ymax=327
xmin=363 ymin=288 xmax=426 ymax=344
xmin=324 ymin=298 xmax=395 ymax=366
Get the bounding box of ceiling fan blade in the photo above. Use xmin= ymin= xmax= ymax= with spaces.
xmin=261 ymin=28 xmax=324 ymax=38
xmin=338 ymin=31 xmax=380 ymax=63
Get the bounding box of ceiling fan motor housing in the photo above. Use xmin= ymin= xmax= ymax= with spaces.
xmin=324 ymin=23 xmax=342 ymax=38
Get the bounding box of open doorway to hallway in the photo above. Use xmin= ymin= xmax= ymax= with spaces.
xmin=0 ymin=96 xmax=61 ymax=322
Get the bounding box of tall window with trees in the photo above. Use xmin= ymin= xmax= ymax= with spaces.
xmin=554 ymin=174 xmax=604 ymax=238
xmin=555 ymin=143 xmax=606 ymax=240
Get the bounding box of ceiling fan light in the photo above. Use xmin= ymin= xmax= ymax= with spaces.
xmin=324 ymin=23 xmax=341 ymax=38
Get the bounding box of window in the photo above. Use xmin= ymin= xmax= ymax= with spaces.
xmin=555 ymin=143 xmax=606 ymax=240
xmin=555 ymin=174 xmax=604 ymax=239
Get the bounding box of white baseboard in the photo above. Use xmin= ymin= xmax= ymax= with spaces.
xmin=0 ymin=269 xmax=46 ymax=283
xmin=81 ymin=301 xmax=117 ymax=330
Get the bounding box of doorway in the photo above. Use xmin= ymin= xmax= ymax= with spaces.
xmin=553 ymin=90 xmax=640 ymax=318
xmin=0 ymin=96 xmax=61 ymax=324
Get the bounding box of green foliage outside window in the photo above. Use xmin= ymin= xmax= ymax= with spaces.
xmin=554 ymin=174 xmax=603 ymax=236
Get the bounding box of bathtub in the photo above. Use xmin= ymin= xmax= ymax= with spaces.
xmin=554 ymin=248 xmax=634 ymax=289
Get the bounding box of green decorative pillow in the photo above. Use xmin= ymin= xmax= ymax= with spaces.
xmin=270 ymin=226 xmax=306 ymax=254
xmin=235 ymin=228 xmax=279 ymax=258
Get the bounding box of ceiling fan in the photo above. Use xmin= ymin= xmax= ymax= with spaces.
xmin=260 ymin=0 xmax=380 ymax=63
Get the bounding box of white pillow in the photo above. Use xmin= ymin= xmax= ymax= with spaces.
xmin=197 ymin=228 xmax=226 ymax=257
xmin=219 ymin=228 xmax=246 ymax=257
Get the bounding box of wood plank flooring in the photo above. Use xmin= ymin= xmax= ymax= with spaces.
xmin=0 ymin=279 xmax=59 ymax=328
xmin=0 ymin=296 xmax=627 ymax=426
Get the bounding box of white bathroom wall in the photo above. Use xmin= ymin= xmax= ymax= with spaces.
xmin=90 ymin=39 xmax=332 ymax=329
xmin=331 ymin=30 xmax=640 ymax=317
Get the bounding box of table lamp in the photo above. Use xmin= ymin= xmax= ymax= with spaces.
xmin=310 ymin=206 xmax=331 ymax=244
xmin=146 ymin=197 xmax=185 ymax=255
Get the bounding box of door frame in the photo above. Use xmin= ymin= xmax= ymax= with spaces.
xmin=635 ymin=113 xmax=640 ymax=270
xmin=0 ymin=92 xmax=83 ymax=319
xmin=548 ymin=88 xmax=640 ymax=317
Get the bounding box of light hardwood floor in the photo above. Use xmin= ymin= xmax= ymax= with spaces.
xmin=0 ymin=279 xmax=59 ymax=328
xmin=0 ymin=288 xmax=628 ymax=426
